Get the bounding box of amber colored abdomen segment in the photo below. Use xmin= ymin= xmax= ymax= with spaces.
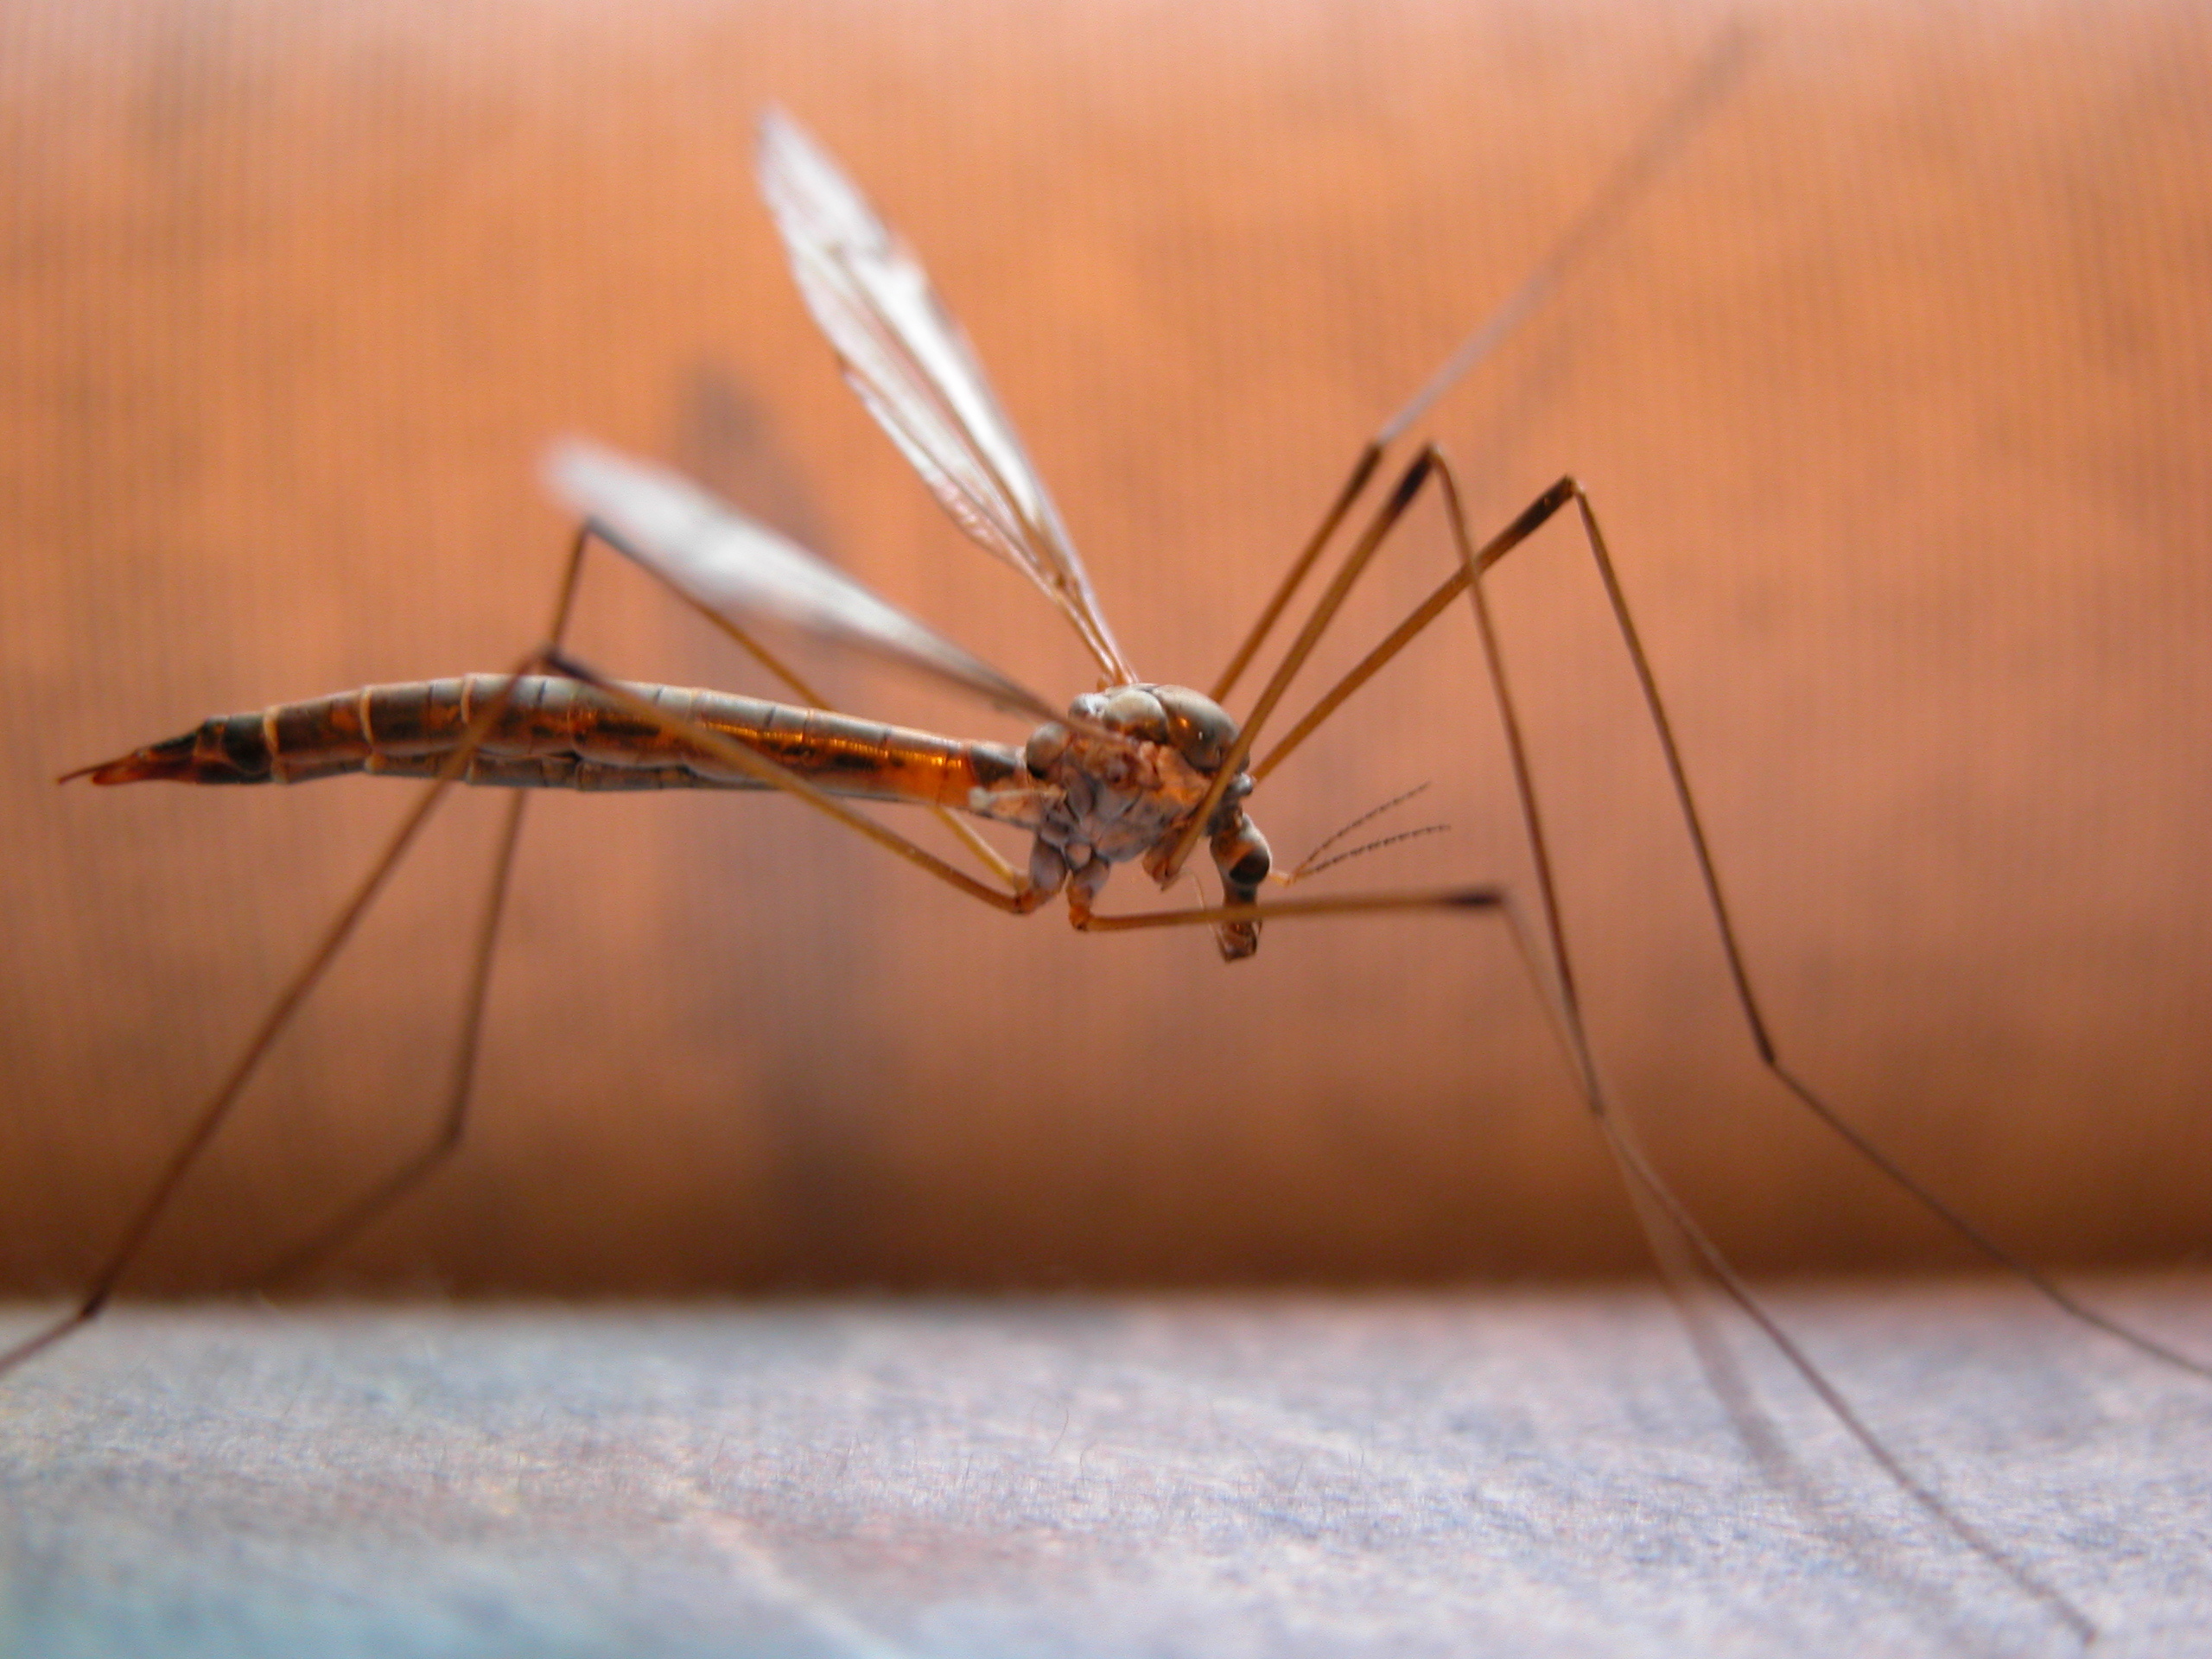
xmin=71 ymin=675 xmax=1021 ymax=809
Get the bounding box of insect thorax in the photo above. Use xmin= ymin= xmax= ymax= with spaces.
xmin=969 ymin=683 xmax=1270 ymax=927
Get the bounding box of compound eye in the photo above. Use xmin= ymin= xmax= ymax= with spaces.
xmin=1024 ymin=721 xmax=1070 ymax=775
xmin=1153 ymin=685 xmax=1238 ymax=772
xmin=1096 ymin=686 xmax=1169 ymax=743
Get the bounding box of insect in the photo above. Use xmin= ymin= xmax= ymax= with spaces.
xmin=11 ymin=37 xmax=2202 ymax=1645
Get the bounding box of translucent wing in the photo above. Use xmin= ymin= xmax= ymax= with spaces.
xmin=757 ymin=108 xmax=1136 ymax=685
xmin=546 ymin=440 xmax=1062 ymax=724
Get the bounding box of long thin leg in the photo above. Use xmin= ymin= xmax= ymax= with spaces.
xmin=1083 ymin=872 xmax=1970 ymax=1629
xmin=1564 ymin=491 xmax=2208 ymax=1375
xmin=249 ymin=528 xmax=595 ymax=1289
xmin=1211 ymin=445 xmax=1385 ymax=706
xmin=1557 ymin=484 xmax=2207 ymax=1376
xmin=1372 ymin=472 xmax=2097 ymax=1633
xmin=1164 ymin=448 xmax=1450 ymax=882
xmin=1150 ymin=451 xmax=2096 ymax=1637
xmin=1466 ymin=658 xmax=2098 ymax=1641
xmin=223 ymin=543 xmax=1063 ymax=1287
xmin=253 ymin=512 xmax=1071 ymax=1292
xmin=1251 ymin=476 xmax=1567 ymax=784
xmin=1166 ymin=463 xmax=1567 ymax=881
xmin=0 ymin=644 xmax=549 ymax=1378
xmin=1076 ymin=885 xmax=1501 ymax=933
xmin=248 ymin=520 xmax=1036 ymax=1296
xmin=254 ymin=784 xmax=531 ymax=1289
xmin=1254 ymin=459 xmax=2209 ymax=1379
xmin=1126 ymin=449 xmax=2096 ymax=1630
xmin=287 ymin=630 xmax=1068 ymax=1293
xmin=1079 ymin=879 xmax=1846 ymax=1566
xmin=1186 ymin=449 xmax=2139 ymax=1632
xmin=1208 ymin=25 xmax=1751 ymax=706
xmin=207 ymin=632 xmax=1500 ymax=1295
xmin=1 ymin=522 xmax=1062 ymax=1376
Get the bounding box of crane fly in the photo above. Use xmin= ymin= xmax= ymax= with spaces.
xmin=13 ymin=38 xmax=2203 ymax=1645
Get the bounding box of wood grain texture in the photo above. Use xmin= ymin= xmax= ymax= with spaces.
xmin=3 ymin=1281 xmax=2209 ymax=1655
xmin=2 ymin=0 xmax=2209 ymax=1295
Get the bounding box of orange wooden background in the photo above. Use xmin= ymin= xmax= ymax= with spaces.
xmin=3 ymin=0 xmax=2209 ymax=1297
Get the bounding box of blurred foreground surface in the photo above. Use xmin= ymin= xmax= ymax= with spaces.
xmin=4 ymin=0 xmax=2211 ymax=1295
xmin=3 ymin=1279 xmax=2209 ymax=1657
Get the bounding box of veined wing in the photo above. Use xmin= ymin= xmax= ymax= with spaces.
xmin=757 ymin=108 xmax=1136 ymax=686
xmin=546 ymin=440 xmax=1062 ymax=725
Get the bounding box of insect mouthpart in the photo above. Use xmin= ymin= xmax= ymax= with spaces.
xmin=1202 ymin=812 xmax=1273 ymax=963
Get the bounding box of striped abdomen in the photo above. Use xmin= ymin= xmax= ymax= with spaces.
xmin=74 ymin=675 xmax=1024 ymax=808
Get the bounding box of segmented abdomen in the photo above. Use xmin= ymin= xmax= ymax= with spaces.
xmin=80 ymin=675 xmax=1022 ymax=807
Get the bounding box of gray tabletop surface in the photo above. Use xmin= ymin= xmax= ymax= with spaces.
xmin=3 ymin=1279 xmax=2208 ymax=1658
